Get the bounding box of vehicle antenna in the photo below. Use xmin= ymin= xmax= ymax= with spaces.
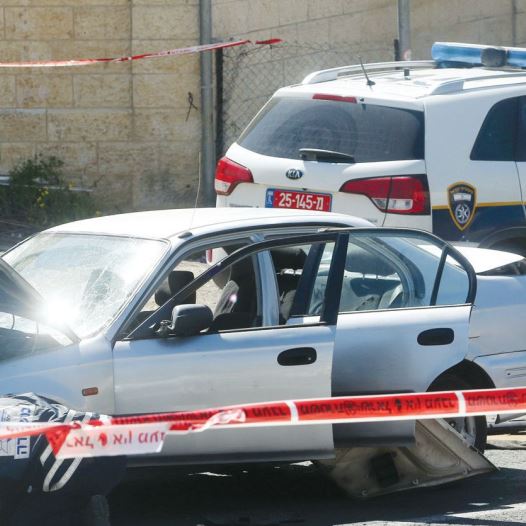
xmin=359 ymin=57 xmax=375 ymax=89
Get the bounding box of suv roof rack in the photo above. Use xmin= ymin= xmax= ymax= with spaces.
xmin=430 ymin=70 xmax=526 ymax=95
xmin=301 ymin=60 xmax=436 ymax=85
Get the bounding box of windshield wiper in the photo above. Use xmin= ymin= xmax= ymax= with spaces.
xmin=299 ymin=148 xmax=355 ymax=163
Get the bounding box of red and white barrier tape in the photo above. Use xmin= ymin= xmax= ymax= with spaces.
xmin=1 ymin=386 xmax=525 ymax=459
xmin=0 ymin=38 xmax=282 ymax=68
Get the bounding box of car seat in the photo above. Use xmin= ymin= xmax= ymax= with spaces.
xmin=270 ymin=247 xmax=307 ymax=321
xmin=154 ymin=270 xmax=196 ymax=306
xmin=211 ymin=260 xmax=258 ymax=331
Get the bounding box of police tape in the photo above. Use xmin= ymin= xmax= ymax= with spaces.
xmin=0 ymin=38 xmax=282 ymax=68
xmin=1 ymin=386 xmax=525 ymax=459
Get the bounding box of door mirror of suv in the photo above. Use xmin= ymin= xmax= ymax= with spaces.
xmin=157 ymin=304 xmax=213 ymax=338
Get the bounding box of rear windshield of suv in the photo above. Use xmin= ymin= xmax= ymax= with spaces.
xmin=238 ymin=97 xmax=425 ymax=163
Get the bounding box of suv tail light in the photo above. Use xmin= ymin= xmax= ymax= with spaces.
xmin=340 ymin=175 xmax=430 ymax=214
xmin=215 ymin=157 xmax=254 ymax=196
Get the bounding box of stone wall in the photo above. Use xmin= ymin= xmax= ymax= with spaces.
xmin=0 ymin=0 xmax=200 ymax=213
xmin=2 ymin=1 xmax=526 ymax=214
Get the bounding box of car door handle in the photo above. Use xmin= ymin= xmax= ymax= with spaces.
xmin=417 ymin=328 xmax=455 ymax=346
xmin=278 ymin=347 xmax=317 ymax=366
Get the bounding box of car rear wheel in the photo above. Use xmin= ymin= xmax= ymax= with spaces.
xmin=428 ymin=373 xmax=487 ymax=452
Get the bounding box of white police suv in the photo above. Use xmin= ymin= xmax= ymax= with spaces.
xmin=216 ymin=42 xmax=526 ymax=255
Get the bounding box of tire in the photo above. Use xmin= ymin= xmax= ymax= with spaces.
xmin=80 ymin=495 xmax=111 ymax=526
xmin=428 ymin=373 xmax=487 ymax=452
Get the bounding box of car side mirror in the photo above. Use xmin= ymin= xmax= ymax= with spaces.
xmin=157 ymin=304 xmax=213 ymax=338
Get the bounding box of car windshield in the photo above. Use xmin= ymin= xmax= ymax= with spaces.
xmin=238 ymin=97 xmax=425 ymax=162
xmin=3 ymin=233 xmax=168 ymax=339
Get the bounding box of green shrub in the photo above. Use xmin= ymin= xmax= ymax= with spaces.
xmin=0 ymin=155 xmax=96 ymax=228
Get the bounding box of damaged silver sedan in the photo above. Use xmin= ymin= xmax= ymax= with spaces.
xmin=1 ymin=208 xmax=525 ymax=496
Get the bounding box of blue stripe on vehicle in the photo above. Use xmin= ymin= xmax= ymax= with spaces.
xmin=432 ymin=204 xmax=525 ymax=242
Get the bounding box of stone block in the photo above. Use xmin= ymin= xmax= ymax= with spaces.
xmin=132 ymin=168 xmax=197 ymax=210
xmin=0 ymin=110 xmax=46 ymax=141
xmin=0 ymin=40 xmax=54 ymax=66
xmin=132 ymin=5 xmax=198 ymax=40
xmin=342 ymin=0 xmax=391 ymax=15
xmin=91 ymin=172 xmax=133 ymax=212
xmin=329 ymin=13 xmax=364 ymax=44
xmin=279 ymin=0 xmax=309 ymax=26
xmin=133 ymin=141 xmax=200 ymax=209
xmin=477 ymin=14 xmax=513 ymax=46
xmin=212 ymin=0 xmax=249 ymax=39
xmin=0 ymin=142 xmax=36 ymax=173
xmin=74 ymin=6 xmax=131 ymax=40
xmin=158 ymin=140 xmax=199 ymax=177
xmin=297 ymin=18 xmax=330 ymax=44
xmin=35 ymin=142 xmax=98 ymax=180
xmin=516 ymin=0 xmax=526 ymax=14
xmin=0 ymin=76 xmax=16 ymax=108
xmin=47 ymin=109 xmax=132 ymax=141
xmin=5 ymin=7 xmax=74 ymax=40
xmin=0 ymin=0 xmax=128 ymax=5
xmin=48 ymin=40 xmax=132 ymax=74
xmin=307 ymin=0 xmax=343 ymax=20
xmin=16 ymin=75 xmax=73 ymax=108
xmin=132 ymin=0 xmax=199 ymax=5
xmin=133 ymin=108 xmax=199 ymax=142
xmin=455 ymin=0 xmax=512 ymax=21
xmin=358 ymin=4 xmax=397 ymax=43
xmin=131 ymin=41 xmax=200 ymax=74
xmin=247 ymin=0 xmax=280 ymax=32
xmin=515 ymin=13 xmax=526 ymax=45
xmin=73 ymin=74 xmax=131 ymax=108
xmin=133 ymin=73 xmax=199 ymax=109
xmin=98 ymin=142 xmax=158 ymax=177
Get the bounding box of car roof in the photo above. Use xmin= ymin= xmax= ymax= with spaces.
xmin=279 ymin=65 xmax=526 ymax=102
xmin=46 ymin=208 xmax=373 ymax=240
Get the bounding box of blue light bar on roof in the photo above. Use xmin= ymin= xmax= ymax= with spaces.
xmin=432 ymin=42 xmax=526 ymax=69
xmin=432 ymin=42 xmax=484 ymax=64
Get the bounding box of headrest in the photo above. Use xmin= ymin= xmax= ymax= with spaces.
xmin=270 ymin=247 xmax=307 ymax=271
xmin=346 ymin=244 xmax=395 ymax=277
xmin=155 ymin=270 xmax=195 ymax=307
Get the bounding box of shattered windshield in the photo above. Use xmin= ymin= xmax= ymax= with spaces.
xmin=3 ymin=233 xmax=168 ymax=339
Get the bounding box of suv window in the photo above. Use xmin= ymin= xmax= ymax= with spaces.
xmin=517 ymin=97 xmax=526 ymax=162
xmin=238 ymin=98 xmax=425 ymax=163
xmin=471 ymin=98 xmax=518 ymax=161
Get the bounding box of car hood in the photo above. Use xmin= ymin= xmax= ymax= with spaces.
xmin=0 ymin=258 xmax=78 ymax=342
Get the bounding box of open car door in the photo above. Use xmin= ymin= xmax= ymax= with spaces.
xmin=113 ymin=232 xmax=347 ymax=464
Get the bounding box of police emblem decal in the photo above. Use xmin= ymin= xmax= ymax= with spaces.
xmin=448 ymin=182 xmax=477 ymax=231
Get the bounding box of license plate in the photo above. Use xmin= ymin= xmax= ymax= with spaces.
xmin=265 ymin=189 xmax=332 ymax=212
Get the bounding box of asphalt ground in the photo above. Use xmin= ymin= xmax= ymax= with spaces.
xmin=109 ymin=432 xmax=526 ymax=526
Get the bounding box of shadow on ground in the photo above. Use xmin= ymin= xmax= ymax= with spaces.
xmin=109 ymin=452 xmax=526 ymax=526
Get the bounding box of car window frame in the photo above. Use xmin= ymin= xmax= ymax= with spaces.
xmin=334 ymin=236 xmax=416 ymax=315
xmin=121 ymin=227 xmax=476 ymax=340
xmin=330 ymin=228 xmax=477 ymax=311
xmin=126 ymin=231 xmax=348 ymax=340
xmin=111 ymin=222 xmax=355 ymax=342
